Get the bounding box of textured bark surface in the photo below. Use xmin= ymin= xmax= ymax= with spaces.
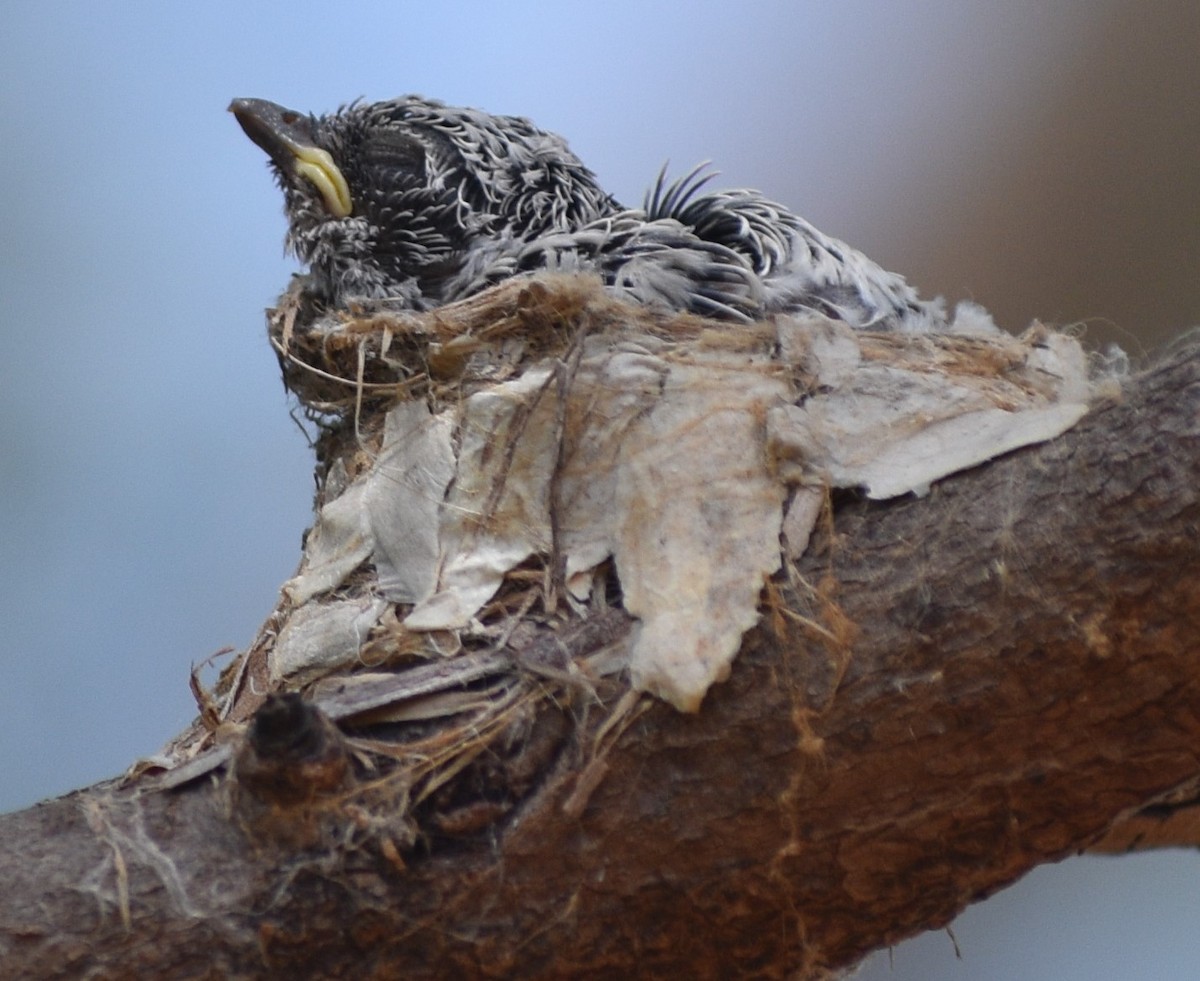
xmin=1 ymin=337 xmax=1197 ymax=980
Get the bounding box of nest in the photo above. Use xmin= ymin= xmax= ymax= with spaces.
xmin=142 ymin=272 xmax=1107 ymax=853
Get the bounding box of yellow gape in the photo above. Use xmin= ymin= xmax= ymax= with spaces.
xmin=293 ymin=146 xmax=352 ymax=217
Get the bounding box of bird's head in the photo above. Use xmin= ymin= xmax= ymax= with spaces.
xmin=230 ymin=96 xmax=618 ymax=308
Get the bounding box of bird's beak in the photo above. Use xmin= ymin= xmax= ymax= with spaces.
xmin=229 ymin=98 xmax=353 ymax=218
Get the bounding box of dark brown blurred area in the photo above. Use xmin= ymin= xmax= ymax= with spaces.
xmin=901 ymin=1 xmax=1199 ymax=353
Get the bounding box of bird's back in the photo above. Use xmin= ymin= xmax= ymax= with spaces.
xmin=232 ymin=95 xmax=946 ymax=330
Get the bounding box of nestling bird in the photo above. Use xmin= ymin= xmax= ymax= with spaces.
xmin=230 ymin=96 xmax=946 ymax=330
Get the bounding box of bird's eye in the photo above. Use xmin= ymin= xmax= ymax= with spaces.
xmin=281 ymin=111 xmax=300 ymax=125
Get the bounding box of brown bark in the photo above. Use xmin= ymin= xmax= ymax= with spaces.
xmin=2 ymin=333 xmax=1198 ymax=980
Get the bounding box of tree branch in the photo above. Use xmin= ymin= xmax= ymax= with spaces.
xmin=2 ymin=305 xmax=1197 ymax=978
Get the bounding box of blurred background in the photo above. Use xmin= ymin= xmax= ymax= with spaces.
xmin=2 ymin=2 xmax=1197 ymax=977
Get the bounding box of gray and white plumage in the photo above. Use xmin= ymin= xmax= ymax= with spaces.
xmin=230 ymin=95 xmax=944 ymax=330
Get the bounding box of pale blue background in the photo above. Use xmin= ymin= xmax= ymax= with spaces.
xmin=3 ymin=2 xmax=1198 ymax=978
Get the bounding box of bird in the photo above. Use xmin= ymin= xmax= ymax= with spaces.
xmin=230 ymin=96 xmax=945 ymax=330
